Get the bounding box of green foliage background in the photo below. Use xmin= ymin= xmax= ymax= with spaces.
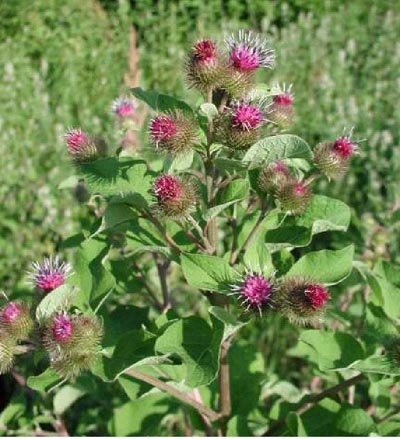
xmin=1 ymin=0 xmax=400 ymax=436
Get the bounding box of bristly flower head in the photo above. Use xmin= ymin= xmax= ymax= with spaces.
xmin=226 ymin=30 xmax=275 ymax=72
xmin=0 ymin=334 xmax=15 ymax=375
xmin=43 ymin=313 xmax=103 ymax=378
xmin=216 ymin=95 xmax=269 ymax=149
xmin=275 ymin=178 xmax=312 ymax=215
xmin=314 ymin=129 xmax=359 ymax=179
xmin=64 ymin=128 xmax=105 ymax=164
xmin=221 ymin=31 xmax=274 ymax=97
xmin=152 ymin=174 xmax=197 ymax=219
xmin=258 ymin=160 xmax=290 ymax=194
xmin=111 ymin=97 xmax=137 ymax=118
xmin=269 ymin=84 xmax=295 ymax=127
xmin=0 ymin=301 xmax=33 ymax=341
xmin=231 ymin=270 xmax=274 ymax=315
xmin=29 ymin=256 xmax=72 ymax=293
xmin=274 ymin=276 xmax=330 ymax=326
xmin=186 ymin=39 xmax=225 ymax=92
xmin=52 ymin=312 xmax=73 ymax=342
xmin=149 ymin=111 xmax=197 ymax=155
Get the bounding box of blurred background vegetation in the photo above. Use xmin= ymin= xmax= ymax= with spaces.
xmin=0 ymin=0 xmax=399 ymax=288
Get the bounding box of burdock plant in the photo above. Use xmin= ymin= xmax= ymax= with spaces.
xmin=6 ymin=29 xmax=393 ymax=438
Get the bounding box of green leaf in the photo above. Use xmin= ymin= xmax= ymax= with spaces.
xmin=36 ymin=284 xmax=77 ymax=323
xmin=209 ymin=306 xmax=248 ymax=341
xmin=131 ymin=87 xmax=193 ymax=114
xmin=110 ymin=393 xmax=170 ymax=436
xmin=242 ymin=135 xmax=312 ymax=169
xmin=350 ymin=356 xmax=400 ymax=376
xmin=287 ymin=245 xmax=354 ymax=285
xmin=203 ymin=200 xmax=240 ymax=221
xmin=334 ymin=406 xmax=376 ymax=436
xmin=295 ymin=330 xmax=364 ymax=371
xmin=199 ymin=103 xmax=218 ymax=120
xmin=53 ymin=385 xmax=86 ymax=415
xmin=0 ymin=393 xmax=26 ymax=427
xmin=155 ymin=316 xmax=224 ymax=387
xmin=27 ymin=369 xmax=62 ymax=392
xmin=80 ymin=157 xmax=152 ymax=199
xmin=181 ymin=253 xmax=236 ymax=292
xmin=371 ymin=261 xmax=400 ymax=320
xmin=163 ymin=149 xmax=194 ymax=172
xmin=216 ymin=179 xmax=250 ymax=204
xmin=243 ymin=235 xmax=272 ymax=275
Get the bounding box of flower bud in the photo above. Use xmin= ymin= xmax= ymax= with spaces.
xmin=269 ymin=85 xmax=295 ymax=127
xmin=231 ymin=271 xmax=274 ymax=315
xmin=0 ymin=302 xmax=33 ymax=341
xmin=186 ymin=39 xmax=225 ymax=92
xmin=43 ymin=313 xmax=103 ymax=378
xmin=258 ymin=160 xmax=290 ymax=193
xmin=149 ymin=111 xmax=197 ymax=155
xmin=275 ymin=178 xmax=311 ymax=215
xmin=222 ymin=30 xmax=275 ymax=97
xmin=0 ymin=333 xmax=15 ymax=374
xmin=29 ymin=256 xmax=72 ymax=294
xmin=152 ymin=174 xmax=197 ymax=219
xmin=215 ymin=96 xmax=268 ymax=149
xmin=274 ymin=276 xmax=330 ymax=326
xmin=314 ymin=133 xmax=358 ymax=179
xmin=64 ymin=129 xmax=106 ymax=164
xmin=111 ymin=97 xmax=137 ymax=119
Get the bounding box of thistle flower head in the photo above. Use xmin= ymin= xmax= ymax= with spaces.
xmin=275 ymin=178 xmax=311 ymax=215
xmin=269 ymin=84 xmax=295 ymax=126
xmin=226 ymin=30 xmax=275 ymax=72
xmin=314 ymin=130 xmax=359 ymax=180
xmin=149 ymin=111 xmax=197 ymax=155
xmin=64 ymin=129 xmax=104 ymax=163
xmin=231 ymin=101 xmax=264 ymax=131
xmin=29 ymin=256 xmax=72 ymax=293
xmin=52 ymin=313 xmax=73 ymax=342
xmin=274 ymin=276 xmax=330 ymax=326
xmin=0 ymin=301 xmax=33 ymax=341
xmin=231 ymin=270 xmax=274 ymax=315
xmin=2 ymin=302 xmax=21 ymax=323
xmin=150 ymin=115 xmax=178 ymax=143
xmin=64 ymin=129 xmax=89 ymax=151
xmin=193 ymin=39 xmax=217 ymax=64
xmin=186 ymin=39 xmax=225 ymax=91
xmin=152 ymin=175 xmax=197 ymax=219
xmin=43 ymin=313 xmax=103 ymax=378
xmin=258 ymin=160 xmax=290 ymax=193
xmin=153 ymin=174 xmax=183 ymax=202
xmin=0 ymin=334 xmax=15 ymax=374
xmin=111 ymin=97 xmax=137 ymax=118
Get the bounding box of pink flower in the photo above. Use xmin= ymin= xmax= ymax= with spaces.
xmin=226 ymin=30 xmax=275 ymax=72
xmin=240 ymin=274 xmax=272 ymax=306
xmin=111 ymin=97 xmax=137 ymax=118
xmin=29 ymin=256 xmax=72 ymax=293
xmin=149 ymin=115 xmax=178 ymax=143
xmin=193 ymin=40 xmax=217 ymax=64
xmin=273 ymin=160 xmax=289 ymax=174
xmin=153 ymin=175 xmax=183 ymax=202
xmin=273 ymin=93 xmax=294 ymax=106
xmin=232 ymin=103 xmax=263 ymax=130
xmin=333 ymin=136 xmax=356 ymax=159
xmin=64 ymin=129 xmax=89 ymax=152
xmin=305 ymin=284 xmax=330 ymax=308
xmin=293 ymin=182 xmax=308 ymax=197
xmin=52 ymin=313 xmax=73 ymax=342
xmin=2 ymin=302 xmax=21 ymax=323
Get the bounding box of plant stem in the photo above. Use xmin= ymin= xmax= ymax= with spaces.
xmin=187 ymin=215 xmax=213 ymax=253
xmin=263 ymin=373 xmax=365 ymax=436
xmin=145 ymin=210 xmax=181 ymax=254
xmin=230 ymin=201 xmax=267 ymax=265
xmin=153 ymin=254 xmax=171 ymax=312
xmin=218 ymin=337 xmax=233 ymax=435
xmin=124 ymin=368 xmax=221 ymax=423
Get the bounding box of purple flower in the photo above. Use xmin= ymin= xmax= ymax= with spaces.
xmin=29 ymin=256 xmax=72 ymax=293
xmin=52 ymin=313 xmax=73 ymax=342
xmin=111 ymin=97 xmax=137 ymax=118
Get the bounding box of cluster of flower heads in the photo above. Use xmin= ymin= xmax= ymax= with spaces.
xmin=0 ymin=257 xmax=103 ymax=378
xmin=258 ymin=161 xmax=312 ymax=215
xmin=230 ymin=270 xmax=330 ymax=325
